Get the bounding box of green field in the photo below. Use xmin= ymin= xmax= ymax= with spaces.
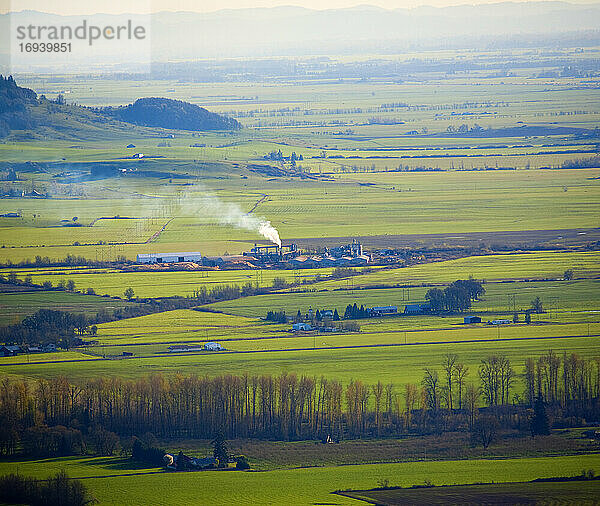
xmin=2 ymin=47 xmax=600 ymax=505
xmin=0 ymin=454 xmax=597 ymax=505
xmin=0 ymin=288 xmax=137 ymax=326
xmin=2 ymin=336 xmax=597 ymax=387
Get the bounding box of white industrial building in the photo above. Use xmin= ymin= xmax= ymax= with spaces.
xmin=204 ymin=342 xmax=223 ymax=351
xmin=136 ymin=252 xmax=202 ymax=264
xmin=292 ymin=322 xmax=313 ymax=331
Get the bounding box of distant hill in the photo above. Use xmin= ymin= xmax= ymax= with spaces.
xmin=101 ymin=97 xmax=241 ymax=131
xmin=0 ymin=77 xmax=240 ymax=139
xmin=3 ymin=3 xmax=600 ymax=65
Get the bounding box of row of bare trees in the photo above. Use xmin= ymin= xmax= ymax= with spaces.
xmin=0 ymin=351 xmax=599 ymax=449
xmin=524 ymin=350 xmax=600 ymax=414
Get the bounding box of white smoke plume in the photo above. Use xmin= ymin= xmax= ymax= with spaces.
xmin=171 ymin=188 xmax=281 ymax=247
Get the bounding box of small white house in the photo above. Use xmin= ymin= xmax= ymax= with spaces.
xmin=292 ymin=322 xmax=313 ymax=331
xmin=136 ymin=252 xmax=202 ymax=264
xmin=204 ymin=342 xmax=223 ymax=351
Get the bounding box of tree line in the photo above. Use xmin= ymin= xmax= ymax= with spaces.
xmin=0 ymin=350 xmax=598 ymax=457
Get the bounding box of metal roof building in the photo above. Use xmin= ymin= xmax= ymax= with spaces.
xmin=136 ymin=252 xmax=202 ymax=264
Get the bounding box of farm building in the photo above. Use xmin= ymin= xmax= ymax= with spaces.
xmin=404 ymin=303 xmax=431 ymax=315
xmin=204 ymin=342 xmax=223 ymax=351
xmin=0 ymin=345 xmax=21 ymax=357
xmin=368 ymin=306 xmax=398 ymax=316
xmin=292 ymin=322 xmax=313 ymax=331
xmin=137 ymin=252 xmax=202 ymax=264
xmin=168 ymin=345 xmax=204 ymax=353
xmin=489 ymin=319 xmax=512 ymax=325
xmin=464 ymin=316 xmax=482 ymax=324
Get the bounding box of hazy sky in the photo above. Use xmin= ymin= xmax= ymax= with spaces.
xmin=4 ymin=0 xmax=600 ymax=15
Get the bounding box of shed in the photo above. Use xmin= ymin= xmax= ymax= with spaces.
xmin=464 ymin=316 xmax=481 ymax=324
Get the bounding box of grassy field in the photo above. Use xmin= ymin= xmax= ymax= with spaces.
xmin=4 ymin=266 xmax=353 ymax=298
xmin=0 ymin=288 xmax=138 ymax=326
xmin=305 ymin=250 xmax=600 ymax=290
xmin=0 ymin=168 xmax=598 ymax=263
xmin=2 ymin=335 xmax=597 ymax=387
xmin=0 ymin=454 xmax=597 ymax=505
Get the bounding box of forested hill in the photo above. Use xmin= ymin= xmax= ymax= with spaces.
xmin=0 ymin=75 xmax=38 ymax=137
xmin=0 ymin=77 xmax=240 ymax=140
xmin=101 ymin=97 xmax=241 ymax=131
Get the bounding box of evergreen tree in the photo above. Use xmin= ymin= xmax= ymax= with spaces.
xmin=530 ymin=397 xmax=550 ymax=436
xmin=211 ymin=430 xmax=228 ymax=468
xmin=177 ymin=450 xmax=187 ymax=471
xmin=333 ymin=309 xmax=340 ymax=321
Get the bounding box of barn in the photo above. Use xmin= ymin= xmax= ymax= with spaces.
xmin=404 ymin=303 xmax=431 ymax=315
xmin=136 ymin=252 xmax=202 ymax=264
xmin=368 ymin=306 xmax=398 ymax=316
xmin=464 ymin=316 xmax=482 ymax=324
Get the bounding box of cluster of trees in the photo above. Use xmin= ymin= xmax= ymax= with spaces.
xmin=264 ymin=150 xmax=303 ymax=163
xmin=265 ymin=310 xmax=287 ymax=323
xmin=561 ymin=155 xmax=600 ymax=169
xmin=523 ymin=350 xmax=600 ymax=418
xmin=0 ymin=309 xmax=91 ymax=348
xmin=0 ymin=471 xmax=96 ymax=506
xmin=0 ymin=351 xmax=596 ymax=449
xmin=425 ymin=279 xmax=485 ymax=313
xmin=131 ymin=435 xmax=166 ymax=466
xmin=192 ymin=283 xmax=268 ymax=304
xmin=294 ymin=308 xmax=340 ymax=323
xmin=343 ymin=304 xmax=371 ymax=320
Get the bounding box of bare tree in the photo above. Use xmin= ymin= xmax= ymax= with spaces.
xmin=471 ymin=414 xmax=499 ymax=448
xmin=454 ymin=363 xmax=469 ymax=410
xmin=443 ymin=354 xmax=458 ymax=411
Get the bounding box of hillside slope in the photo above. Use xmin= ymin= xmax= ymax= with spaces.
xmin=0 ymin=77 xmax=240 ymax=140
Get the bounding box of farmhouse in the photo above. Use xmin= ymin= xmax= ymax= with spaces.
xmin=204 ymin=342 xmax=223 ymax=351
xmin=137 ymin=252 xmax=202 ymax=264
xmin=464 ymin=316 xmax=482 ymax=324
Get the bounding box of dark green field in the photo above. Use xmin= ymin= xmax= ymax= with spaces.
xmin=340 ymin=479 xmax=600 ymax=505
